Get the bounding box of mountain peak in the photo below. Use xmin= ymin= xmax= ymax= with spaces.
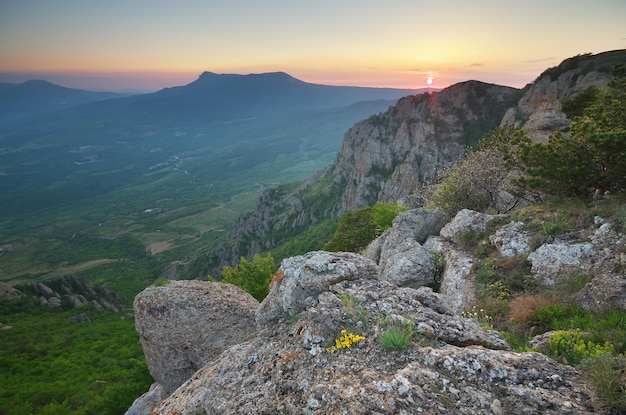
xmin=192 ymin=70 xmax=304 ymax=88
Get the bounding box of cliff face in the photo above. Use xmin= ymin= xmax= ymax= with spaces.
xmin=333 ymin=81 xmax=519 ymax=212
xmin=502 ymin=50 xmax=625 ymax=141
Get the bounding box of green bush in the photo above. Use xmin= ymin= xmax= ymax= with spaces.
xmin=323 ymin=202 xmax=406 ymax=253
xmin=221 ymin=253 xmax=275 ymax=301
xmin=546 ymin=329 xmax=615 ymax=365
xmin=561 ymin=86 xmax=598 ymax=119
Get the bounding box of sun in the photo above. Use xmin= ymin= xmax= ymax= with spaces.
xmin=426 ymin=77 xmax=433 ymax=85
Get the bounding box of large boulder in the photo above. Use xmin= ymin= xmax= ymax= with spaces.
xmin=256 ymin=251 xmax=378 ymax=331
xmin=151 ymin=254 xmax=593 ymax=415
xmin=527 ymin=242 xmax=600 ymax=285
xmin=367 ymin=208 xmax=446 ymax=289
xmin=384 ymin=208 xmax=447 ymax=245
xmin=133 ymin=280 xmax=259 ymax=395
xmin=379 ymin=240 xmax=437 ymax=288
xmin=489 ymin=221 xmax=532 ymax=257
xmin=576 ymin=273 xmax=626 ymax=313
xmin=440 ymin=209 xmax=494 ymax=242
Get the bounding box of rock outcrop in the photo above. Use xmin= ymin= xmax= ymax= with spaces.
xmin=6 ymin=275 xmax=126 ymax=312
xmin=146 ymin=252 xmax=592 ymax=415
xmin=133 ymin=280 xmax=259 ymax=395
xmin=501 ymin=51 xmax=623 ymax=141
xmin=129 ymin=201 xmax=626 ymax=413
xmin=365 ymin=209 xmax=447 ymax=288
xmin=333 ymin=81 xmax=519 ymax=212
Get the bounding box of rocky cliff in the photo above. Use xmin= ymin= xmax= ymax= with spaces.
xmin=128 ymin=204 xmax=625 ymax=414
xmin=502 ymin=50 xmax=626 ymax=141
xmin=193 ymin=51 xmax=624 ymax=279
xmin=0 ymin=275 xmax=126 ymax=312
xmin=332 ymin=81 xmax=518 ymax=212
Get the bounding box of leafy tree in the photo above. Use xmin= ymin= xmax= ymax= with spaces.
xmin=427 ymin=125 xmax=528 ymax=218
xmin=513 ymin=65 xmax=626 ymax=198
xmin=221 ymin=253 xmax=275 ymax=301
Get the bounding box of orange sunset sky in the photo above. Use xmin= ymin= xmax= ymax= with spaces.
xmin=1 ymin=0 xmax=625 ymax=91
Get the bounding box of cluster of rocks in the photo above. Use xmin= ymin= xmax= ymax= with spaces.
xmin=127 ymin=206 xmax=624 ymax=414
xmin=1 ymin=275 xmax=127 ymax=312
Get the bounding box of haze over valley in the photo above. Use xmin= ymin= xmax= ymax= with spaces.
xmin=0 ymin=72 xmax=426 ymax=285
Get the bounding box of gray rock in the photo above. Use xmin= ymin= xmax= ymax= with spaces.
xmin=65 ymin=294 xmax=88 ymax=308
xmin=47 ymin=297 xmax=62 ymax=308
xmin=590 ymin=222 xmax=623 ymax=248
xmin=368 ymin=208 xmax=445 ymax=289
xmin=527 ymin=242 xmax=600 ymax=285
xmin=72 ymin=313 xmax=91 ymax=323
xmin=365 ymin=209 xmax=445 ymax=265
xmin=151 ymin=258 xmax=591 ymax=415
xmin=489 ymin=221 xmax=532 ymax=257
xmin=0 ymin=282 xmax=23 ymax=299
xmin=388 ymin=208 xmax=447 ymax=245
xmin=440 ymin=209 xmax=494 ymax=242
xmin=133 ymin=280 xmax=259 ymax=395
xmin=380 ymin=240 xmax=436 ymax=288
xmin=577 ymin=273 xmax=626 ymax=313
xmin=33 ymin=282 xmax=56 ymax=297
xmin=120 ymin=313 xmax=134 ymax=320
xmin=125 ymin=382 xmax=166 ymax=415
xmin=424 ymin=236 xmax=476 ymax=315
xmin=256 ymin=251 xmax=378 ymax=330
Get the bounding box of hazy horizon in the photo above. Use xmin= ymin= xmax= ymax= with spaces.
xmin=0 ymin=68 xmax=497 ymax=93
xmin=1 ymin=1 xmax=624 ymax=92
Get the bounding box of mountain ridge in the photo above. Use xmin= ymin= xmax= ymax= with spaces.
xmin=0 ymin=79 xmax=126 ymax=122
xmin=193 ymin=50 xmax=626 ymax=280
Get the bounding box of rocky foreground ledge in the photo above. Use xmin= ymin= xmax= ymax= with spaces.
xmin=127 ymin=248 xmax=595 ymax=414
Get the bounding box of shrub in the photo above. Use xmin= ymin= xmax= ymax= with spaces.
xmin=427 ymin=125 xmax=532 ymax=219
xmin=579 ymin=354 xmax=626 ymax=413
xmin=221 ymin=253 xmax=275 ymax=301
xmin=429 ymin=251 xmax=445 ymax=292
xmin=546 ymin=329 xmax=615 ymax=365
xmin=152 ymin=278 xmax=170 ymax=286
xmin=323 ymin=202 xmax=406 ymax=253
xmin=561 ymin=86 xmax=599 ymax=119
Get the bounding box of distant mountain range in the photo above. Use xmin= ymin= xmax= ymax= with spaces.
xmin=0 ymin=80 xmax=126 ymax=122
xmin=0 ymin=71 xmax=432 ymax=284
xmin=0 ymin=73 xmax=431 ymax=124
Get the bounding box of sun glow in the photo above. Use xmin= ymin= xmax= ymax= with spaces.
xmin=426 ymin=76 xmax=433 ymax=85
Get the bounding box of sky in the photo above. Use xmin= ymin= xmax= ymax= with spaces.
xmin=0 ymin=0 xmax=624 ymax=92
